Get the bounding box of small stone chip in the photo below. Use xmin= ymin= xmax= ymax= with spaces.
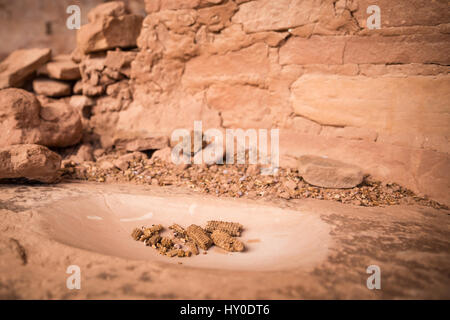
xmin=211 ymin=230 xmax=245 ymax=252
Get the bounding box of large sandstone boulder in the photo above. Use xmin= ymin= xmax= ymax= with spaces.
xmin=39 ymin=101 xmax=83 ymax=148
xmin=0 ymin=48 xmax=51 ymax=89
xmin=0 ymin=88 xmax=43 ymax=146
xmin=0 ymin=144 xmax=61 ymax=183
xmin=77 ymin=2 xmax=143 ymax=54
xmin=0 ymin=88 xmax=82 ymax=148
xmin=297 ymin=155 xmax=365 ymax=189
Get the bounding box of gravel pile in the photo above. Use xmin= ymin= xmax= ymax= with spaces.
xmin=61 ymin=154 xmax=448 ymax=210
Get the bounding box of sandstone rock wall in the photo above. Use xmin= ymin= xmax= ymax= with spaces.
xmin=117 ymin=0 xmax=448 ymax=203
xmin=0 ymin=0 xmax=145 ymax=60
xmin=1 ymin=0 xmax=449 ymax=204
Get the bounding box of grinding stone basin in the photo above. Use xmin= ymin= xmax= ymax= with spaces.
xmin=35 ymin=193 xmax=330 ymax=271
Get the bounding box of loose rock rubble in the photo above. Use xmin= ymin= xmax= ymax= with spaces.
xmin=37 ymin=54 xmax=81 ymax=81
xmin=61 ymin=152 xmax=448 ymax=210
xmin=0 ymin=48 xmax=51 ymax=89
xmin=131 ymin=220 xmax=246 ymax=258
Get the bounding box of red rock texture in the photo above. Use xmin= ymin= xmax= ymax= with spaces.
xmin=0 ymin=48 xmax=51 ymax=89
xmin=104 ymin=0 xmax=448 ymax=204
xmin=0 ymin=144 xmax=61 ymax=183
xmin=0 ymin=0 xmax=449 ymax=205
xmin=0 ymin=88 xmax=82 ymax=148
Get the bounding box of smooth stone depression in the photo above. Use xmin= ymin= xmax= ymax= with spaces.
xmin=35 ymin=193 xmax=330 ymax=271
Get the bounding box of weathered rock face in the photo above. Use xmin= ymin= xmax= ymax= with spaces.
xmin=111 ymin=0 xmax=448 ymax=205
xmin=232 ymin=0 xmax=323 ymax=33
xmin=297 ymin=155 xmax=365 ymax=189
xmin=67 ymin=143 xmax=94 ymax=164
xmin=113 ymin=134 xmax=169 ymax=152
xmin=290 ymin=75 xmax=450 ymax=149
xmin=0 ymin=144 xmax=61 ymax=183
xmin=0 ymin=88 xmax=82 ymax=148
xmin=76 ymin=2 xmax=143 ymax=54
xmin=69 ymin=95 xmax=95 ymax=118
xmin=0 ymin=88 xmax=44 ymax=146
xmin=0 ymin=48 xmax=51 ymax=89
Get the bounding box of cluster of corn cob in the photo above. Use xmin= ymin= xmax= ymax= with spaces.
xmin=131 ymin=220 xmax=245 ymax=258
xmin=131 ymin=225 xmax=193 ymax=258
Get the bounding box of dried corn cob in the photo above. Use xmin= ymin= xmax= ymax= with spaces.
xmin=158 ymin=246 xmax=168 ymax=255
xmin=186 ymin=240 xmax=199 ymax=255
xmin=186 ymin=224 xmax=213 ymax=250
xmin=166 ymin=249 xmax=186 ymax=258
xmin=166 ymin=249 xmax=178 ymax=257
xmin=146 ymin=234 xmax=162 ymax=246
xmin=143 ymin=224 xmax=163 ymax=237
xmin=205 ymin=221 xmax=243 ymax=236
xmin=211 ymin=230 xmax=245 ymax=252
xmin=169 ymin=224 xmax=186 ymax=237
xmin=161 ymin=237 xmax=173 ymax=249
xmin=140 ymin=224 xmax=164 ymax=242
xmin=131 ymin=228 xmax=143 ymax=241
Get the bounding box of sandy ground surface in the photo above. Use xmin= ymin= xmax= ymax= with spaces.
xmin=0 ymin=181 xmax=449 ymax=299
